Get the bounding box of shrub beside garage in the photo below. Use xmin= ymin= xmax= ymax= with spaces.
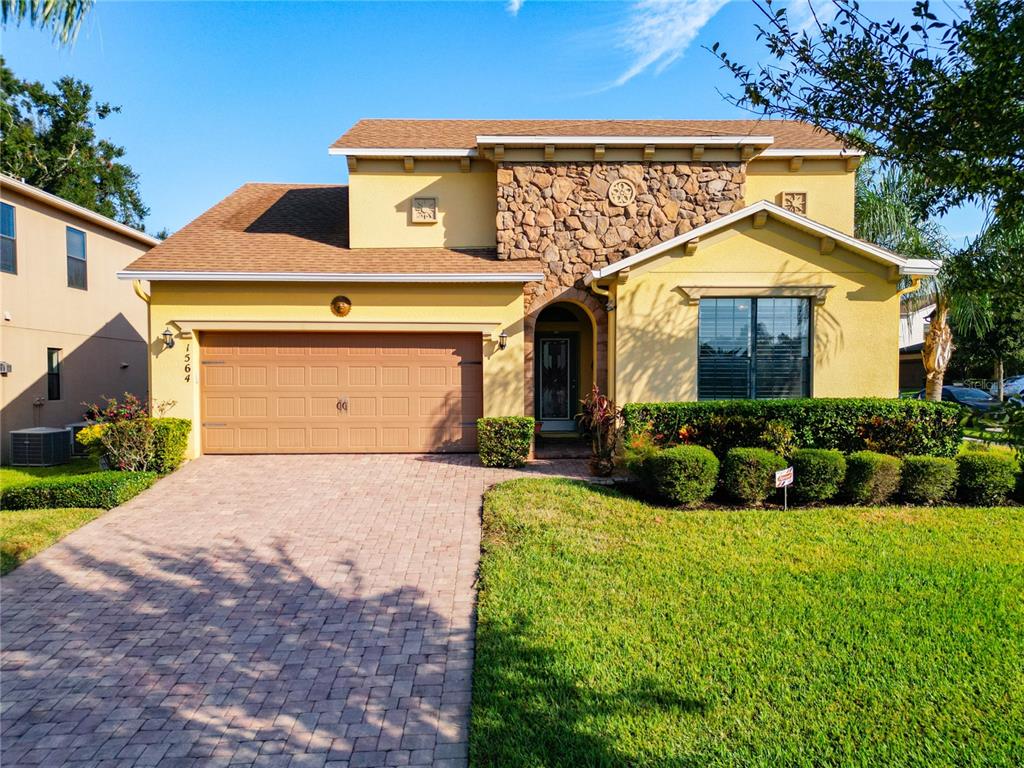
xmin=1 ymin=472 xmax=157 ymax=511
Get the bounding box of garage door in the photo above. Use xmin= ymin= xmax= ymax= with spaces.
xmin=200 ymin=332 xmax=483 ymax=454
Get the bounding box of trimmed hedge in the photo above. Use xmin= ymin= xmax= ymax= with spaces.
xmin=151 ymin=418 xmax=192 ymax=474
xmin=644 ymin=445 xmax=719 ymax=506
xmin=900 ymin=456 xmax=957 ymax=504
xmin=791 ymin=448 xmax=846 ymax=504
xmin=722 ymin=448 xmax=787 ymax=506
xmin=956 ymin=452 xmax=1019 ymax=505
xmin=842 ymin=451 xmax=902 ymax=505
xmin=623 ymin=398 xmax=963 ymax=458
xmin=1 ymin=472 xmax=157 ymax=511
xmin=478 ymin=417 xmax=534 ymax=468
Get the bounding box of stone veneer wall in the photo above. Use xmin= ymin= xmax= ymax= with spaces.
xmin=496 ymin=161 xmax=745 ymax=303
xmin=499 ymin=160 xmax=745 ymax=417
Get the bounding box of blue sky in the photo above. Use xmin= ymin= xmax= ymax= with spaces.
xmin=3 ymin=0 xmax=984 ymax=240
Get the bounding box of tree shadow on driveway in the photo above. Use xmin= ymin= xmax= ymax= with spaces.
xmin=1 ymin=538 xmax=467 ymax=767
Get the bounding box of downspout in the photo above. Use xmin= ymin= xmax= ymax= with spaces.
xmin=586 ymin=278 xmax=618 ymax=400
xmin=897 ymin=276 xmax=924 ymax=298
xmin=132 ymin=280 xmax=154 ymax=414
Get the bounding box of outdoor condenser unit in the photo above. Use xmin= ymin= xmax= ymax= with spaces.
xmin=9 ymin=427 xmax=72 ymax=467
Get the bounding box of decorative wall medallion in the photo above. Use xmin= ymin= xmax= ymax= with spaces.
xmin=780 ymin=191 xmax=808 ymax=215
xmin=607 ymin=179 xmax=637 ymax=207
xmin=411 ymin=196 xmax=438 ymax=223
xmin=330 ymin=295 xmax=352 ymax=317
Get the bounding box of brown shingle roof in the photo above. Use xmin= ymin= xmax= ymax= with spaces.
xmin=332 ymin=119 xmax=846 ymax=151
xmin=123 ymin=184 xmax=541 ymax=276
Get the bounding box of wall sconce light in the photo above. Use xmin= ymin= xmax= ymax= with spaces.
xmin=498 ymin=331 xmax=508 ymax=350
xmin=161 ymin=328 xmax=175 ymax=349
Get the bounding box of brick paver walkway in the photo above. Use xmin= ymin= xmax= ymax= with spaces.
xmin=1 ymin=454 xmax=587 ymax=767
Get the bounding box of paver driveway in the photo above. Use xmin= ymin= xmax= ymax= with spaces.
xmin=1 ymin=454 xmax=586 ymax=767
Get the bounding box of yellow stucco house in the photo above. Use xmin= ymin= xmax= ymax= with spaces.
xmin=121 ymin=120 xmax=937 ymax=458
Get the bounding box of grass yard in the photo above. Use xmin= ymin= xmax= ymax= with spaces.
xmin=473 ymin=479 xmax=1024 ymax=768
xmin=1 ymin=507 xmax=103 ymax=575
xmin=0 ymin=457 xmax=99 ymax=488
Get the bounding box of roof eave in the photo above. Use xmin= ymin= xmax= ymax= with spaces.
xmin=0 ymin=174 xmax=160 ymax=247
xmin=117 ymin=270 xmax=544 ymax=283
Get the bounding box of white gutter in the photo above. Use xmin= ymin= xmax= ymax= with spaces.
xmin=759 ymin=148 xmax=866 ymax=157
xmin=585 ymin=200 xmax=918 ymax=284
xmin=475 ymin=134 xmax=775 ymax=146
xmin=0 ymin=174 xmax=160 ymax=247
xmin=117 ymin=270 xmax=544 ymax=283
xmin=328 ymin=147 xmax=478 ymax=157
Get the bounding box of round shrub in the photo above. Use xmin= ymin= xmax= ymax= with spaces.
xmin=956 ymin=451 xmax=1020 ymax=505
xmin=477 ymin=417 xmax=534 ymax=468
xmin=842 ymin=451 xmax=902 ymax=505
xmin=790 ymin=448 xmax=846 ymax=504
xmin=645 ymin=445 xmax=719 ymax=506
xmin=899 ymin=456 xmax=957 ymax=504
xmin=722 ymin=447 xmax=787 ymax=505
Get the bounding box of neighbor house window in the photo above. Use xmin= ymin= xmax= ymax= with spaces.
xmin=66 ymin=226 xmax=87 ymax=289
xmin=1 ymin=202 xmax=15 ymax=274
xmin=698 ymin=297 xmax=811 ymax=400
xmin=47 ymin=348 xmax=62 ymax=400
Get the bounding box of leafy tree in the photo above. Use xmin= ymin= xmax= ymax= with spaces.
xmin=713 ymin=0 xmax=1024 ymax=223
xmin=1 ymin=58 xmax=148 ymax=228
xmin=1 ymin=0 xmax=93 ymax=43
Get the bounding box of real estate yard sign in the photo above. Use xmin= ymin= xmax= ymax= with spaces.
xmin=776 ymin=467 xmax=794 ymax=510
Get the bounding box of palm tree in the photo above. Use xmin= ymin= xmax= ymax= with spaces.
xmin=855 ymin=161 xmax=988 ymax=401
xmin=1 ymin=0 xmax=93 ymax=43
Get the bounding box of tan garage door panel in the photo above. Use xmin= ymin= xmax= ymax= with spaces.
xmin=200 ymin=332 xmax=482 ymax=454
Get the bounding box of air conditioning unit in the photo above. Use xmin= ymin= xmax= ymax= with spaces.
xmin=66 ymin=422 xmax=92 ymax=457
xmin=10 ymin=427 xmax=72 ymax=467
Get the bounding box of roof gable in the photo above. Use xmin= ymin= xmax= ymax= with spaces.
xmin=584 ymin=201 xmax=939 ymax=284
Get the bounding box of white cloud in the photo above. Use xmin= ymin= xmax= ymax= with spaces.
xmin=610 ymin=0 xmax=730 ymax=88
xmin=787 ymin=0 xmax=839 ymax=34
xmin=603 ymin=0 xmax=836 ymax=91
xmin=507 ymin=0 xmax=523 ymax=15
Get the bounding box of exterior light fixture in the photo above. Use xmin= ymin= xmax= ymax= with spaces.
xmin=498 ymin=331 xmax=508 ymax=350
xmin=161 ymin=328 xmax=175 ymax=349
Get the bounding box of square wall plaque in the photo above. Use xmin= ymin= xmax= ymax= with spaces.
xmin=411 ymin=197 xmax=438 ymax=224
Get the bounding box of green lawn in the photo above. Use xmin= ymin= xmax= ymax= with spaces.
xmin=1 ymin=507 xmax=104 ymax=575
xmin=473 ymin=478 xmax=1024 ymax=768
xmin=0 ymin=457 xmax=99 ymax=488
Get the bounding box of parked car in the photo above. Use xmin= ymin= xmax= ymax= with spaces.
xmin=915 ymin=386 xmax=1001 ymax=412
xmin=990 ymin=374 xmax=1024 ymax=398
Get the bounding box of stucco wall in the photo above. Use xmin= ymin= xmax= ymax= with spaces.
xmin=147 ymin=282 xmax=527 ymax=458
xmin=347 ymin=159 xmax=498 ymax=249
xmin=745 ymin=158 xmax=856 ymax=234
xmin=0 ymin=187 xmax=150 ymax=463
xmin=614 ymin=218 xmax=900 ymax=403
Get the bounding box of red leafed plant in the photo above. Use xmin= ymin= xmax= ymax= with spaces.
xmin=577 ymin=384 xmax=622 ymax=476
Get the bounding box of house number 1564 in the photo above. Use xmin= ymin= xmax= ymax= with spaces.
xmin=184 ymin=344 xmax=191 ymax=382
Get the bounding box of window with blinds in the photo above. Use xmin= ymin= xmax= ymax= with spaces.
xmin=698 ymin=297 xmax=810 ymax=400
xmin=66 ymin=226 xmax=87 ymax=290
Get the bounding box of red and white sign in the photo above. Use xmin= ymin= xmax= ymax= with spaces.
xmin=775 ymin=467 xmax=794 ymax=488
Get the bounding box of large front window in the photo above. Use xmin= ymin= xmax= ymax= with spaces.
xmin=698 ymin=297 xmax=811 ymax=399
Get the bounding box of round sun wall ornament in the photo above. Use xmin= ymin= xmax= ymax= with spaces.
xmin=330 ymin=295 xmax=352 ymax=317
xmin=608 ymin=178 xmax=637 ymax=206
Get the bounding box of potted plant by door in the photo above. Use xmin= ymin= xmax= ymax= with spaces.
xmin=577 ymin=385 xmax=622 ymax=477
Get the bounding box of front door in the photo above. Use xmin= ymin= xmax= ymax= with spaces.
xmin=535 ymin=332 xmax=579 ymax=432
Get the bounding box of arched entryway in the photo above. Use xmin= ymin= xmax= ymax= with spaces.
xmin=531 ymin=301 xmax=597 ymax=432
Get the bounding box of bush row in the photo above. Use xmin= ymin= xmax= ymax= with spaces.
xmin=627 ymin=445 xmax=1020 ymax=508
xmin=623 ymin=398 xmax=964 ymax=458
xmin=1 ymin=472 xmax=157 ymax=511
